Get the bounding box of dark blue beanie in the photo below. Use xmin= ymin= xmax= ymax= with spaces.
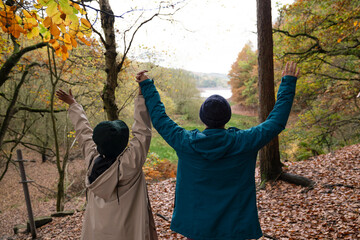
xmin=199 ymin=94 xmax=231 ymax=128
xmin=92 ymin=120 xmax=129 ymax=158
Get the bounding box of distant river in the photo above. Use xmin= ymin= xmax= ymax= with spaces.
xmin=198 ymin=88 xmax=232 ymax=99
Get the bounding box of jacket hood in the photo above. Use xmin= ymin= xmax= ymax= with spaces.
xmin=86 ymin=157 xmax=120 ymax=200
xmin=189 ymin=128 xmax=236 ymax=160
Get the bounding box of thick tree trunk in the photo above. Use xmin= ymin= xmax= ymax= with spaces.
xmin=257 ymin=0 xmax=283 ymax=182
xmin=99 ymin=0 xmax=119 ymax=121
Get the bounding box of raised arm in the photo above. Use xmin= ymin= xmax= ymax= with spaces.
xmin=56 ymin=89 xmax=97 ymax=167
xmin=240 ymin=62 xmax=300 ymax=151
xmin=120 ymin=95 xmax=152 ymax=180
xmin=136 ymin=71 xmax=188 ymax=151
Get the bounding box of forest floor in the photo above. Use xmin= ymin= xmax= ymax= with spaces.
xmin=0 ymin=144 xmax=359 ymax=240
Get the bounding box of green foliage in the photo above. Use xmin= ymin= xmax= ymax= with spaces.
xmin=145 ymin=65 xmax=203 ymax=121
xmin=228 ymin=42 xmax=259 ymax=107
xmin=273 ymin=0 xmax=360 ymax=160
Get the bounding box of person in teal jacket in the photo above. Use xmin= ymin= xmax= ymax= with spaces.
xmin=136 ymin=62 xmax=300 ymax=240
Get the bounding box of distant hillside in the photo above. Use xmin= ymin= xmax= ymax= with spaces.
xmin=190 ymin=72 xmax=230 ymax=88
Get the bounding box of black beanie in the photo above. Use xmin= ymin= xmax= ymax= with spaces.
xmin=199 ymin=94 xmax=231 ymax=128
xmin=92 ymin=120 xmax=129 ymax=158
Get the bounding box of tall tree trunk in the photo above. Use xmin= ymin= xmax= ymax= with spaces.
xmin=256 ymin=0 xmax=283 ymax=182
xmin=99 ymin=0 xmax=119 ymax=121
xmin=56 ymin=170 xmax=65 ymax=211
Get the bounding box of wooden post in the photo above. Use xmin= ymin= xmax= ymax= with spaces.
xmin=15 ymin=149 xmax=36 ymax=239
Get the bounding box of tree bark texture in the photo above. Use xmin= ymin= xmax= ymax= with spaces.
xmin=256 ymin=0 xmax=283 ymax=181
xmin=99 ymin=0 xmax=119 ymax=121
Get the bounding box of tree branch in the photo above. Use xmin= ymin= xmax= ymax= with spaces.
xmin=0 ymin=42 xmax=47 ymax=88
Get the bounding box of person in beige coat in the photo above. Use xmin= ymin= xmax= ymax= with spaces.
xmin=56 ymin=88 xmax=158 ymax=240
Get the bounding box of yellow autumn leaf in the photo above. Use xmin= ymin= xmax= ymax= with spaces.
xmin=79 ymin=24 xmax=91 ymax=36
xmin=52 ymin=11 xmax=63 ymax=24
xmin=69 ymin=29 xmax=76 ymax=36
xmin=31 ymin=26 xmax=39 ymax=37
xmin=79 ymin=8 xmax=86 ymax=15
xmin=28 ymin=17 xmax=38 ymax=26
xmin=80 ymin=18 xmax=91 ymax=28
xmin=34 ymin=3 xmax=42 ymax=9
xmin=46 ymin=1 xmax=58 ymax=17
xmin=22 ymin=9 xmax=32 ymax=18
xmin=59 ymin=24 xmax=66 ymax=33
xmin=64 ymin=15 xmax=74 ymax=26
xmin=68 ymin=14 xmax=78 ymax=26
xmin=43 ymin=30 xmax=51 ymax=41
xmin=15 ymin=15 xmax=22 ymax=24
xmin=76 ymin=31 xmax=84 ymax=38
xmin=27 ymin=30 xmax=33 ymax=39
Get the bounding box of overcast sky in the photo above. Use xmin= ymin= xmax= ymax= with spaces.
xmin=96 ymin=0 xmax=295 ymax=74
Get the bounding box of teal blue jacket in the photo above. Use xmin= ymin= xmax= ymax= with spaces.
xmin=139 ymin=76 xmax=297 ymax=240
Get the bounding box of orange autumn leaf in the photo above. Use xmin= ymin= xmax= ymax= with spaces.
xmin=64 ymin=32 xmax=71 ymax=44
xmin=22 ymin=9 xmax=32 ymax=18
xmin=79 ymin=36 xmax=90 ymax=46
xmin=43 ymin=16 xmax=52 ymax=28
xmin=50 ymin=24 xmax=60 ymax=37
xmin=80 ymin=18 xmax=91 ymax=28
xmin=70 ymin=36 xmax=77 ymax=48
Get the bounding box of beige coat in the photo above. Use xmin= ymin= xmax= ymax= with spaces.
xmin=68 ymin=96 xmax=158 ymax=240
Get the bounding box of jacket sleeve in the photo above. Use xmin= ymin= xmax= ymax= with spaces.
xmin=139 ymin=79 xmax=188 ymax=151
xmin=241 ymin=75 xmax=297 ymax=151
xmin=120 ymin=95 xmax=152 ymax=180
xmin=67 ymin=103 xmax=98 ymax=168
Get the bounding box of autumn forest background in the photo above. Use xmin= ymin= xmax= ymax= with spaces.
xmin=0 ymin=0 xmax=359 ymax=239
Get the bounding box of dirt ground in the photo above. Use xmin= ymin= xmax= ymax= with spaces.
xmin=1 ymin=144 xmax=360 ymax=239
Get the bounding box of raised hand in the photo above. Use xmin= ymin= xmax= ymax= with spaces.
xmin=56 ymin=89 xmax=76 ymax=105
xmin=136 ymin=70 xmax=149 ymax=83
xmin=282 ymin=62 xmax=300 ymax=78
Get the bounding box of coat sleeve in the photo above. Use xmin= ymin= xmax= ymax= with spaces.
xmin=139 ymin=79 xmax=188 ymax=152
xmin=67 ymin=103 xmax=98 ymax=168
xmin=240 ymin=75 xmax=297 ymax=151
xmin=120 ymin=95 xmax=152 ymax=180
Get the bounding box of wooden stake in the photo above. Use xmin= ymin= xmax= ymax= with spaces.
xmin=15 ymin=149 xmax=36 ymax=239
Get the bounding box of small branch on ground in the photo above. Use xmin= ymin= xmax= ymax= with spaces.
xmin=156 ymin=213 xmax=170 ymax=222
